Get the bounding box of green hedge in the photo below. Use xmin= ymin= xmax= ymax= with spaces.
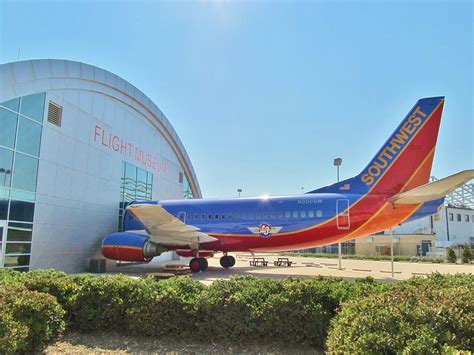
xmin=126 ymin=276 xmax=205 ymax=337
xmin=326 ymin=283 xmax=474 ymax=353
xmin=0 ymin=269 xmax=472 ymax=353
xmin=0 ymin=285 xmax=65 ymax=353
xmin=0 ymin=304 xmax=28 ymax=353
xmin=195 ymin=276 xmax=384 ymax=347
xmin=71 ymin=274 xmax=140 ymax=332
xmin=283 ymin=252 xmax=446 ymax=263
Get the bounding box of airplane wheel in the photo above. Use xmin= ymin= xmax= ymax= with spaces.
xmin=199 ymin=257 xmax=208 ymax=271
xmin=189 ymin=258 xmax=202 ymax=272
xmin=220 ymin=255 xmax=233 ymax=268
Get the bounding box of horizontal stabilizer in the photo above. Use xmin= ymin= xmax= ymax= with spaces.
xmin=388 ymin=170 xmax=474 ymax=205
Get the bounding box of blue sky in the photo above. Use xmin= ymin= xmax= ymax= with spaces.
xmin=1 ymin=0 xmax=472 ymax=198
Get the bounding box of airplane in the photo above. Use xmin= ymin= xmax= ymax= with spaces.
xmin=102 ymin=97 xmax=474 ymax=272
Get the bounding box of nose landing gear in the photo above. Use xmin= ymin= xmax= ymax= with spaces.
xmin=220 ymin=254 xmax=236 ymax=269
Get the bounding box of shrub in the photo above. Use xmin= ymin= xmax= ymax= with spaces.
xmin=196 ymin=276 xmax=284 ymax=342
xmin=22 ymin=269 xmax=81 ymax=325
xmin=461 ymin=244 xmax=473 ymax=264
xmin=195 ymin=276 xmax=384 ymax=347
xmin=258 ymin=279 xmax=334 ymax=347
xmin=71 ymin=274 xmax=142 ymax=332
xmin=326 ymin=284 xmax=474 ymax=353
xmin=126 ymin=276 xmax=205 ymax=337
xmin=447 ymin=247 xmax=457 ymax=263
xmin=0 ymin=286 xmax=65 ymax=352
xmin=0 ymin=305 xmax=29 ymax=353
xmin=283 ymin=252 xmax=445 ymax=263
xmin=0 ymin=268 xmax=25 ymax=286
xmin=399 ymin=273 xmax=474 ymax=290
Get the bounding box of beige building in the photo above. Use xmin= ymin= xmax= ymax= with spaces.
xmin=355 ymin=234 xmax=436 ymax=257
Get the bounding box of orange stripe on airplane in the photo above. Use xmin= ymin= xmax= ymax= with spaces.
xmin=336 ymin=147 xmax=436 ymax=242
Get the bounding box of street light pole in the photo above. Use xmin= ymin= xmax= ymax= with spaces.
xmin=334 ymin=158 xmax=343 ymax=270
xmin=390 ymin=228 xmax=395 ymax=278
xmin=237 ymin=188 xmax=242 ymax=198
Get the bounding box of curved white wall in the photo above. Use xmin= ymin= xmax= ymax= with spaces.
xmin=0 ymin=59 xmax=201 ymax=272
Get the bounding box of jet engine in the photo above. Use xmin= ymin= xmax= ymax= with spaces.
xmin=101 ymin=232 xmax=166 ymax=262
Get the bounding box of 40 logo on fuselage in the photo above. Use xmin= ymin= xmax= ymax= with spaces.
xmin=247 ymin=224 xmax=283 ymax=237
xmin=258 ymin=223 xmax=272 ymax=238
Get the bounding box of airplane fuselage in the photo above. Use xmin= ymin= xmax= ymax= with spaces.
xmin=124 ymin=192 xmax=441 ymax=253
xmin=102 ymin=96 xmax=454 ymax=272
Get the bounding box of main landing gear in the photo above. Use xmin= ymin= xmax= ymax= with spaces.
xmin=189 ymin=257 xmax=208 ymax=273
xmin=188 ymin=254 xmax=235 ymax=272
xmin=220 ymin=255 xmax=236 ymax=269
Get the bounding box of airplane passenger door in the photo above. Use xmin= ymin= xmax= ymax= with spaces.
xmin=177 ymin=211 xmax=186 ymax=223
xmin=336 ymin=199 xmax=350 ymax=230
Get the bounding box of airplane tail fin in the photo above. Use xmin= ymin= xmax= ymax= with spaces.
xmin=309 ymin=97 xmax=445 ymax=196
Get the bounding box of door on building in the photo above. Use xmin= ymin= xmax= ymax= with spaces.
xmin=421 ymin=240 xmax=432 ymax=256
xmin=0 ymin=220 xmax=6 ymax=267
xmin=336 ymin=199 xmax=350 ymax=230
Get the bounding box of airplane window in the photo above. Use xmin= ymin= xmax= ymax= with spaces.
xmin=249 ymin=213 xmax=254 ymax=219
xmin=277 ymin=211 xmax=283 ymax=219
xmin=301 ymin=210 xmax=307 ymax=218
xmin=234 ymin=212 xmax=239 ymax=219
xmin=316 ymin=210 xmax=322 ymax=217
xmin=285 ymin=211 xmax=291 ymax=218
xmin=256 ymin=212 xmax=262 ymax=219
xmin=228 ymin=213 xmax=233 ymax=219
xmin=208 ymin=214 xmax=212 ymax=220
xmin=195 ymin=214 xmax=199 ymax=220
xmin=215 ymin=214 xmax=219 ymax=219
xmin=221 ymin=214 xmax=226 ymax=219
xmin=241 ymin=212 xmax=247 ymax=219
xmin=270 ymin=211 xmax=276 ymax=219
xmin=187 ymin=214 xmax=192 ymax=220
xmin=292 ymin=211 xmax=298 ymax=218
xmin=263 ymin=212 xmax=269 ymax=219
xmin=308 ymin=210 xmax=315 ymax=218
xmin=201 ymin=214 xmax=205 ymax=220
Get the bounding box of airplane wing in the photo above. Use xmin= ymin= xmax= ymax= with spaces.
xmin=388 ymin=170 xmax=474 ymax=205
xmin=126 ymin=204 xmax=217 ymax=247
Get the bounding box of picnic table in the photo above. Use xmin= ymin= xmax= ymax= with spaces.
xmin=249 ymin=257 xmax=268 ymax=267
xmin=274 ymin=257 xmax=293 ymax=267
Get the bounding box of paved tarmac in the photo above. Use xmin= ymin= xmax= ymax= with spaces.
xmin=111 ymin=253 xmax=473 ymax=284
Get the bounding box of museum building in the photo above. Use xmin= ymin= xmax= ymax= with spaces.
xmin=0 ymin=59 xmax=201 ymax=272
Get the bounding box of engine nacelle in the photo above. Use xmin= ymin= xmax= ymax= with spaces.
xmin=102 ymin=232 xmax=166 ymax=262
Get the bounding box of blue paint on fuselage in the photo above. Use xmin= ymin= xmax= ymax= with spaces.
xmin=123 ymin=193 xmax=445 ymax=236
xmin=125 ymin=194 xmax=353 ymax=235
xmin=102 ymin=231 xmax=148 ymax=247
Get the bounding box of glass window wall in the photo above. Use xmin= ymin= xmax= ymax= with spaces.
xmin=182 ymin=174 xmax=193 ymax=199
xmin=0 ymin=108 xmax=18 ymax=149
xmin=118 ymin=162 xmax=153 ymax=231
xmin=16 ymin=116 xmax=42 ymax=156
xmin=12 ymin=153 xmax=38 ymax=192
xmin=19 ymin=93 xmax=45 ymax=122
xmin=0 ymin=93 xmax=45 ymax=271
xmin=0 ymin=148 xmax=14 ymax=190
xmin=1 ymin=98 xmax=20 ymax=112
